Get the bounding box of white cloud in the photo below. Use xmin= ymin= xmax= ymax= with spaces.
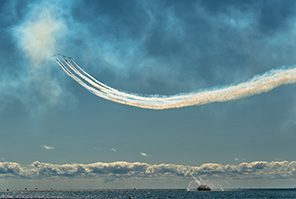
xmin=0 ymin=0 xmax=77 ymax=115
xmin=0 ymin=162 xmax=24 ymax=176
xmin=1 ymin=160 xmax=296 ymax=183
xmin=140 ymin=152 xmax=148 ymax=157
xmin=13 ymin=1 xmax=68 ymax=64
xmin=42 ymin=145 xmax=54 ymax=150
xmin=111 ymin=148 xmax=117 ymax=152
xmin=234 ymin=158 xmax=239 ymax=161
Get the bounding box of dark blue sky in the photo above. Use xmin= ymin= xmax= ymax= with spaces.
xmin=0 ymin=0 xmax=296 ymax=189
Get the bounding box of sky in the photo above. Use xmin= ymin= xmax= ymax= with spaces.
xmin=1 ymin=0 xmax=296 ymax=189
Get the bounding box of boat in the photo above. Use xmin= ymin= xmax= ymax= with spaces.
xmin=197 ymin=184 xmax=211 ymax=191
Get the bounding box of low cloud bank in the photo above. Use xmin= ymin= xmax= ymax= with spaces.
xmin=0 ymin=160 xmax=295 ymax=182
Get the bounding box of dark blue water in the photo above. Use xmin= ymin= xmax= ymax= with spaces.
xmin=1 ymin=189 xmax=296 ymax=199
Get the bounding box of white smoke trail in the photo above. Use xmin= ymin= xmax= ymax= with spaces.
xmin=54 ymin=55 xmax=296 ymax=110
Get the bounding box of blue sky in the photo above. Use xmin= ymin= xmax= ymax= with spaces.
xmin=1 ymin=0 xmax=296 ymax=189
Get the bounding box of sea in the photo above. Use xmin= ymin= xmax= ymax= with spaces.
xmin=0 ymin=189 xmax=296 ymax=199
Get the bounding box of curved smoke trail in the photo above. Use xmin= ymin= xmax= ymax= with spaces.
xmin=54 ymin=55 xmax=296 ymax=110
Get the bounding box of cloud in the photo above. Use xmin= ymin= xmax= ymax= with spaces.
xmin=234 ymin=158 xmax=239 ymax=161
xmin=0 ymin=162 xmax=24 ymax=176
xmin=2 ymin=1 xmax=296 ymax=114
xmin=140 ymin=152 xmax=148 ymax=157
xmin=47 ymin=0 xmax=296 ymax=111
xmin=42 ymin=145 xmax=54 ymax=150
xmin=111 ymin=148 xmax=117 ymax=152
xmin=14 ymin=6 xmax=66 ymax=63
xmin=0 ymin=160 xmax=296 ymax=183
xmin=0 ymin=0 xmax=77 ymax=115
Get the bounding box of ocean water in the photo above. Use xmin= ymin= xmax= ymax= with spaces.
xmin=1 ymin=189 xmax=296 ymax=199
